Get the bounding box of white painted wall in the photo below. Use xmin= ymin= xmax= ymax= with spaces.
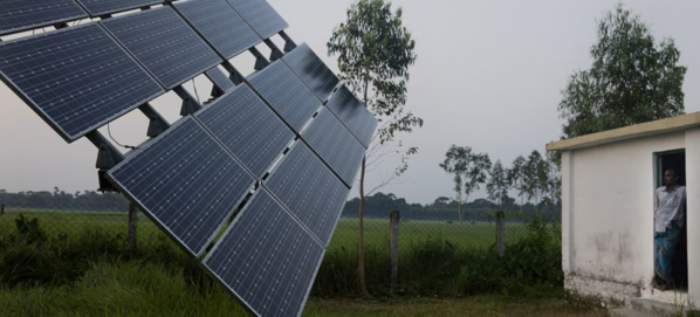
xmin=562 ymin=130 xmax=694 ymax=302
xmin=685 ymin=129 xmax=700 ymax=307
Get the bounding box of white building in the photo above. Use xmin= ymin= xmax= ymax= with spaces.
xmin=547 ymin=112 xmax=700 ymax=308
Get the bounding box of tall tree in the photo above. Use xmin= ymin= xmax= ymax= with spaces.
xmin=486 ymin=160 xmax=511 ymax=209
xmin=508 ymin=155 xmax=527 ymax=204
xmin=559 ymin=4 xmax=687 ymax=138
xmin=440 ymin=146 xmax=491 ymax=222
xmin=328 ymin=0 xmax=421 ymax=297
xmin=522 ymin=151 xmax=550 ymax=204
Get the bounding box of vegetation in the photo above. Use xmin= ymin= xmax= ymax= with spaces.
xmin=558 ymin=4 xmax=687 ymax=138
xmin=439 ymin=146 xmax=492 ymax=222
xmin=328 ymin=0 xmax=421 ymax=296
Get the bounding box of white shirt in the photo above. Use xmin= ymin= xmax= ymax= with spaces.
xmin=654 ymin=185 xmax=686 ymax=233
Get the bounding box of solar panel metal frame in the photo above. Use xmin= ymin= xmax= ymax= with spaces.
xmin=173 ymin=0 xmax=261 ymax=60
xmin=203 ymin=189 xmax=326 ymax=317
xmin=226 ymin=0 xmax=288 ymax=39
xmin=107 ymin=117 xmax=256 ymax=256
xmin=194 ymin=84 xmax=295 ymax=178
xmin=0 ymin=0 xmax=88 ymax=36
xmin=282 ymin=43 xmax=340 ymax=102
xmin=264 ymin=141 xmax=351 ymax=245
xmin=75 ymin=0 xmax=163 ymax=17
xmin=0 ymin=23 xmax=165 ymax=142
xmin=100 ymin=6 xmax=222 ymax=89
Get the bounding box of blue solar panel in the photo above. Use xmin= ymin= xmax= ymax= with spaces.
xmin=302 ymin=108 xmax=365 ymax=186
xmin=102 ymin=7 xmax=221 ymax=89
xmin=108 ymin=118 xmax=255 ymax=255
xmin=174 ymin=0 xmax=260 ymax=59
xmin=76 ymin=0 xmax=162 ymax=17
xmin=205 ymin=190 xmax=324 ymax=317
xmin=195 ymin=84 xmax=294 ymax=178
xmin=248 ymin=61 xmax=321 ymax=132
xmin=226 ymin=0 xmax=287 ymax=39
xmin=0 ymin=24 xmax=163 ymax=142
xmin=0 ymin=0 xmax=87 ymax=36
xmin=326 ymin=85 xmax=378 ymax=148
xmin=265 ymin=142 xmax=350 ymax=244
xmin=283 ymin=43 xmax=339 ymax=102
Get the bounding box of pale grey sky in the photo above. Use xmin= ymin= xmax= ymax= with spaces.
xmin=1 ymin=1 xmax=698 ymax=204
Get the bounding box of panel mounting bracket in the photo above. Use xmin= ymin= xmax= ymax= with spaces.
xmin=173 ymin=86 xmax=202 ymax=116
xmin=279 ymin=31 xmax=297 ymax=53
xmin=139 ymin=103 xmax=170 ymax=138
xmin=250 ymin=47 xmax=270 ymax=71
xmin=86 ymin=131 xmax=125 ymax=192
xmin=222 ymin=63 xmax=245 ymax=85
xmin=264 ymin=39 xmax=284 ymax=61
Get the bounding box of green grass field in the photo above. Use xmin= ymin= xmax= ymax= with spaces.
xmin=0 ymin=210 xmax=576 ymax=316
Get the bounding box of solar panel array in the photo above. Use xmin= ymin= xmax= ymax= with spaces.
xmin=0 ymin=0 xmax=86 ymax=36
xmin=0 ymin=1 xmax=377 ymax=316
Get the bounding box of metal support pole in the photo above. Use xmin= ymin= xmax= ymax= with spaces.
xmin=279 ymin=31 xmax=297 ymax=52
xmin=127 ymin=201 xmax=138 ymax=253
xmin=389 ymin=209 xmax=400 ymax=293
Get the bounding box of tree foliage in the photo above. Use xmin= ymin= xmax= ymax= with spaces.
xmin=559 ymin=4 xmax=687 ymax=138
xmin=486 ymin=160 xmax=511 ymax=207
xmin=440 ymin=146 xmax=491 ymax=221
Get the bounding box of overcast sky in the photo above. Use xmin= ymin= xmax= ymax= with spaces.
xmin=1 ymin=0 xmax=698 ymax=204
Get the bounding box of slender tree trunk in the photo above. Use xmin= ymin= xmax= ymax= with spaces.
xmin=458 ymin=201 xmax=463 ymax=222
xmin=357 ymin=156 xmax=370 ymax=297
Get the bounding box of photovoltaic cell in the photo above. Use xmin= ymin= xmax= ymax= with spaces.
xmin=302 ymin=108 xmax=365 ymax=186
xmin=108 ymin=118 xmax=255 ymax=255
xmin=0 ymin=0 xmax=87 ymax=36
xmin=265 ymin=142 xmax=350 ymax=244
xmin=248 ymin=61 xmax=320 ymax=132
xmin=283 ymin=43 xmax=339 ymax=102
xmin=226 ymin=0 xmax=287 ymax=39
xmin=205 ymin=190 xmax=324 ymax=317
xmin=0 ymin=24 xmax=163 ymax=142
xmin=76 ymin=0 xmax=162 ymax=17
xmin=102 ymin=7 xmax=221 ymax=89
xmin=326 ymin=85 xmax=378 ymax=148
xmin=196 ymin=85 xmax=294 ymax=178
xmin=174 ymin=0 xmax=260 ymax=59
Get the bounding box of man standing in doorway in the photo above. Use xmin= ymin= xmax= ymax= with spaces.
xmin=653 ymin=168 xmax=687 ymax=290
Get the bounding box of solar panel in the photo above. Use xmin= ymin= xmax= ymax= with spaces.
xmin=174 ymin=0 xmax=260 ymax=59
xmin=108 ymin=118 xmax=255 ymax=255
xmin=205 ymin=190 xmax=324 ymax=317
xmin=76 ymin=0 xmax=162 ymax=17
xmin=302 ymin=108 xmax=365 ymax=186
xmin=226 ymin=0 xmax=288 ymax=39
xmin=326 ymin=85 xmax=378 ymax=148
xmin=205 ymin=67 xmax=235 ymax=93
xmin=102 ymin=7 xmax=221 ymax=89
xmin=248 ymin=61 xmax=321 ymax=132
xmin=283 ymin=43 xmax=339 ymax=102
xmin=0 ymin=24 xmax=163 ymax=142
xmin=195 ymin=84 xmax=294 ymax=178
xmin=265 ymin=142 xmax=350 ymax=245
xmin=0 ymin=0 xmax=87 ymax=36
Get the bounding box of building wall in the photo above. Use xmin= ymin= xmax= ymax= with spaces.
xmin=685 ymin=129 xmax=700 ymax=306
xmin=562 ymin=131 xmax=687 ymax=301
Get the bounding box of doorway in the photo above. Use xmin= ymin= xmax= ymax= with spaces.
xmin=654 ymin=149 xmax=687 ymax=291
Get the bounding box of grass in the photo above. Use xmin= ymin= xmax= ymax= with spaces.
xmin=0 ymin=210 xmax=583 ymax=316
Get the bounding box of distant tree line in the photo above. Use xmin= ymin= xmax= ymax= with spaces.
xmin=342 ymin=192 xmax=560 ymax=223
xmin=0 ymin=187 xmax=128 ymax=212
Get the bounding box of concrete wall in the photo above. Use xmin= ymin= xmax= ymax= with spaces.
xmin=561 ymin=130 xmax=693 ymax=302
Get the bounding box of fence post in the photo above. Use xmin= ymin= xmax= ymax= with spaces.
xmin=127 ymin=202 xmax=138 ymax=253
xmin=496 ymin=210 xmax=505 ymax=258
xmin=0 ymin=204 xmax=4 ymax=216
xmin=389 ymin=209 xmax=400 ymax=293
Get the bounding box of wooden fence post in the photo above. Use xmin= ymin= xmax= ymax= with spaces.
xmin=496 ymin=211 xmax=505 ymax=258
xmin=127 ymin=202 xmax=138 ymax=253
xmin=0 ymin=204 xmax=4 ymax=216
xmin=389 ymin=209 xmax=400 ymax=293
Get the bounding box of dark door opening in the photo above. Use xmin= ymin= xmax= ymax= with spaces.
xmin=654 ymin=149 xmax=687 ymax=290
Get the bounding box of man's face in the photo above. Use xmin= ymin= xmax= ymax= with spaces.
xmin=664 ymin=170 xmax=676 ymax=187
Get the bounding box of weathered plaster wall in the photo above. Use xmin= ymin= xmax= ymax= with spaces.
xmin=562 ymin=131 xmax=687 ymax=301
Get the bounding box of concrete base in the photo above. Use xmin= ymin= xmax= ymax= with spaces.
xmin=609 ymin=297 xmax=689 ymax=317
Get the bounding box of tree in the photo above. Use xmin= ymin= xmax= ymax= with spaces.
xmin=508 ymin=155 xmax=527 ymax=204
xmin=486 ymin=160 xmax=511 ymax=209
xmin=522 ymin=151 xmax=550 ymax=205
xmin=440 ymin=146 xmax=491 ymax=222
xmin=559 ymin=4 xmax=687 ymax=138
xmin=328 ymin=0 xmax=421 ymax=297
